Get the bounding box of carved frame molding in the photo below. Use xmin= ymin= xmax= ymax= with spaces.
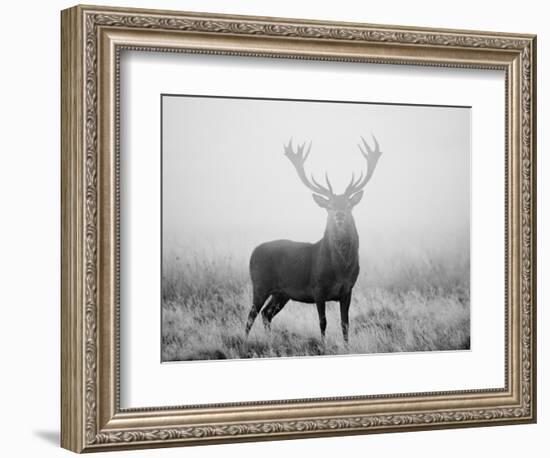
xmin=61 ymin=4 xmax=536 ymax=453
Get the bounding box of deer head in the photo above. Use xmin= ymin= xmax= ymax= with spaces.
xmin=284 ymin=136 xmax=382 ymax=230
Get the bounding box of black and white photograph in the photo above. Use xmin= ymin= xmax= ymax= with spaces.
xmin=161 ymin=95 xmax=471 ymax=362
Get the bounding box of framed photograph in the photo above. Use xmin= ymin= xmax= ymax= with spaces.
xmin=61 ymin=4 xmax=537 ymax=453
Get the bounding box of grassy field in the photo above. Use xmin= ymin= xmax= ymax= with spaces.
xmin=161 ymin=246 xmax=470 ymax=362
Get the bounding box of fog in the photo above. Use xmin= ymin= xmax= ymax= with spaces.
xmin=162 ymin=95 xmax=470 ymax=261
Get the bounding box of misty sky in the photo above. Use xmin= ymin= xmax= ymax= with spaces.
xmin=162 ymin=95 xmax=470 ymax=261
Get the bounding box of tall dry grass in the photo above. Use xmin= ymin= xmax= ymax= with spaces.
xmin=161 ymin=246 xmax=470 ymax=362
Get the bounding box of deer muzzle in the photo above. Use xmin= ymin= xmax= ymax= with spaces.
xmin=334 ymin=212 xmax=346 ymax=226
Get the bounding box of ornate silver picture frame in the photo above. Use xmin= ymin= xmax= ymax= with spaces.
xmin=61 ymin=4 xmax=536 ymax=453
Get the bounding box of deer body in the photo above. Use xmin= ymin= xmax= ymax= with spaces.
xmin=245 ymin=136 xmax=381 ymax=343
xmin=251 ymin=219 xmax=360 ymax=303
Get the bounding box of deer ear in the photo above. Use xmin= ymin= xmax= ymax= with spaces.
xmin=312 ymin=194 xmax=329 ymax=208
xmin=349 ymin=190 xmax=364 ymax=207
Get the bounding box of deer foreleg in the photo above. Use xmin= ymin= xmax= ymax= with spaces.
xmin=316 ymin=301 xmax=327 ymax=340
xmin=339 ymin=292 xmax=352 ymax=343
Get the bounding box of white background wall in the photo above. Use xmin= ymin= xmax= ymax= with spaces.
xmin=0 ymin=0 xmax=545 ymax=456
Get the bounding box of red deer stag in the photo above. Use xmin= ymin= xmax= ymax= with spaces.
xmin=245 ymin=136 xmax=382 ymax=343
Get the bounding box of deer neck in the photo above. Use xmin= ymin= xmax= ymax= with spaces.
xmin=323 ymin=217 xmax=359 ymax=268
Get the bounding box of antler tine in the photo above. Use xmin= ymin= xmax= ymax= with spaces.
xmin=284 ymin=139 xmax=333 ymax=197
xmin=324 ymin=172 xmax=334 ymax=195
xmin=345 ymin=172 xmax=356 ymax=196
xmin=358 ymin=140 xmax=366 ymax=158
xmin=303 ymin=141 xmax=312 ymax=162
xmin=345 ymin=134 xmax=382 ymax=196
xmin=344 ymin=170 xmax=364 ymax=195
xmin=311 ymin=172 xmax=334 ymax=196
xmin=371 ymin=134 xmax=380 ymax=154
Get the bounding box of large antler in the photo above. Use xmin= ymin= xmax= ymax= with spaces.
xmin=284 ymin=139 xmax=334 ymax=198
xmin=344 ymin=134 xmax=382 ymax=197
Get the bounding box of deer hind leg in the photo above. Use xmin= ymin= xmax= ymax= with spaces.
xmin=261 ymin=294 xmax=289 ymax=331
xmin=245 ymin=290 xmax=269 ymax=337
